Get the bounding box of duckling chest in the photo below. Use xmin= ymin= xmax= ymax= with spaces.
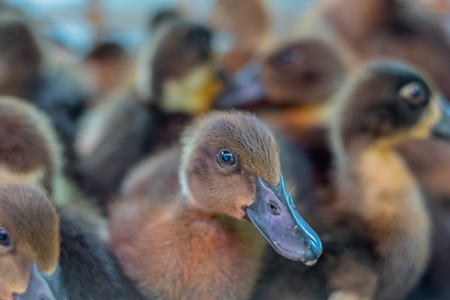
xmin=131 ymin=214 xmax=265 ymax=300
xmin=354 ymin=150 xmax=431 ymax=298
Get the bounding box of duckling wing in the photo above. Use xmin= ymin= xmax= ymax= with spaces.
xmin=56 ymin=208 xmax=146 ymax=300
xmin=77 ymin=97 xmax=154 ymax=209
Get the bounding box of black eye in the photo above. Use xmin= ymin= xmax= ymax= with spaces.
xmin=219 ymin=150 xmax=236 ymax=165
xmin=268 ymin=201 xmax=281 ymax=215
xmin=0 ymin=228 xmax=11 ymax=247
xmin=400 ymin=82 xmax=428 ymax=106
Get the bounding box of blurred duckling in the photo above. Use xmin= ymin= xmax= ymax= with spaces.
xmin=109 ymin=111 xmax=322 ymax=299
xmin=0 ymin=7 xmax=86 ymax=177
xmin=81 ymin=42 xmax=131 ymax=108
xmin=299 ymin=0 xmax=450 ymax=99
xmin=0 ymin=97 xmax=144 ymax=300
xmin=77 ymin=20 xmax=222 ymax=208
xmin=210 ymin=0 xmax=275 ymax=74
xmin=253 ymin=60 xmax=447 ymax=300
xmin=0 ymin=184 xmax=59 ymax=300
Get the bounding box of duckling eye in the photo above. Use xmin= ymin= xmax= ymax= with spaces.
xmin=0 ymin=228 xmax=11 ymax=248
xmin=268 ymin=201 xmax=281 ymax=215
xmin=218 ymin=150 xmax=236 ymax=165
xmin=400 ymin=82 xmax=428 ymax=106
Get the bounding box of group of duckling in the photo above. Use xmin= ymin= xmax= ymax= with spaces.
xmin=1 ymin=0 xmax=450 ymax=299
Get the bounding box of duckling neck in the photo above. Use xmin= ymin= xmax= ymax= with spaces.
xmin=337 ymin=144 xmax=431 ymax=298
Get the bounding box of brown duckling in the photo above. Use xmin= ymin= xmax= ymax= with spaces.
xmin=0 ymin=97 xmax=144 ymax=300
xmin=0 ymin=96 xmax=62 ymax=199
xmin=253 ymin=59 xmax=446 ymax=300
xmin=0 ymin=183 xmax=59 ymax=300
xmin=300 ymin=0 xmax=450 ymax=99
xmin=109 ymin=111 xmax=322 ymax=300
xmin=210 ymin=0 xmax=275 ymax=74
xmin=77 ymin=20 xmax=222 ymax=208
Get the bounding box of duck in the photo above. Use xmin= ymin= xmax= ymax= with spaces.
xmin=0 ymin=183 xmax=59 ymax=300
xmin=298 ymin=0 xmax=450 ymax=100
xmin=76 ymin=19 xmax=223 ymax=209
xmin=252 ymin=59 xmax=447 ymax=300
xmin=0 ymin=96 xmax=62 ymax=199
xmin=109 ymin=111 xmax=322 ymax=300
xmin=209 ymin=0 xmax=275 ymax=74
xmin=0 ymin=6 xmax=86 ymax=178
xmin=0 ymin=97 xmax=145 ymax=300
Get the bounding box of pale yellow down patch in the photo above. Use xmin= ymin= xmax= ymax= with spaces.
xmin=162 ymin=62 xmax=222 ymax=115
xmin=328 ymin=291 xmax=370 ymax=300
xmin=0 ymin=166 xmax=45 ymax=186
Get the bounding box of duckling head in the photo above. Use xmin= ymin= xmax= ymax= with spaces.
xmin=331 ymin=59 xmax=450 ymax=154
xmin=0 ymin=184 xmax=59 ymax=299
xmin=214 ymin=38 xmax=344 ymax=110
xmin=135 ymin=21 xmax=222 ymax=115
xmin=0 ymin=97 xmax=62 ymax=196
xmin=0 ymin=10 xmax=42 ymax=98
xmin=179 ymin=111 xmax=322 ymax=264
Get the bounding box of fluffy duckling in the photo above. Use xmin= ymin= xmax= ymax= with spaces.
xmin=0 ymin=183 xmax=59 ymax=300
xmin=0 ymin=96 xmax=62 ymax=200
xmin=77 ymin=20 xmax=222 ymax=208
xmin=210 ymin=0 xmax=274 ymax=74
xmin=0 ymin=97 xmax=144 ymax=300
xmin=109 ymin=111 xmax=322 ymax=300
xmin=0 ymin=8 xmax=86 ymax=177
xmin=253 ymin=60 xmax=444 ymax=300
xmin=299 ymin=0 xmax=450 ymax=99
xmin=214 ymin=38 xmax=344 ymax=143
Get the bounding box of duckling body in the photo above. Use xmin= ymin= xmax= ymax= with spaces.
xmin=111 ymin=199 xmax=263 ymax=300
xmin=77 ymin=20 xmax=221 ymax=208
xmin=254 ymin=60 xmax=441 ymax=299
xmin=110 ymin=111 xmax=322 ymax=300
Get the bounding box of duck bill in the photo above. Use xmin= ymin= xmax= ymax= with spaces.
xmin=245 ymin=175 xmax=322 ymax=265
xmin=432 ymin=97 xmax=450 ymax=140
xmin=213 ymin=62 xmax=267 ymax=109
xmin=14 ymin=263 xmax=56 ymax=300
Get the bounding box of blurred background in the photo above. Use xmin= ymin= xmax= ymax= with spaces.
xmin=4 ymin=0 xmax=315 ymax=56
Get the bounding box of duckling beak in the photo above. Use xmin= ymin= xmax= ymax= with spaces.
xmin=245 ymin=175 xmax=322 ymax=265
xmin=213 ymin=62 xmax=267 ymax=109
xmin=432 ymin=97 xmax=450 ymax=140
xmin=14 ymin=263 xmax=56 ymax=300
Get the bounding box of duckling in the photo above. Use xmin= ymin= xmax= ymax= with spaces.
xmin=0 ymin=8 xmax=86 ymax=178
xmin=0 ymin=96 xmax=62 ymax=200
xmin=77 ymin=20 xmax=222 ymax=208
xmin=210 ymin=0 xmax=275 ymax=74
xmin=299 ymin=0 xmax=450 ymax=99
xmin=0 ymin=183 xmax=59 ymax=300
xmin=0 ymin=97 xmax=144 ymax=300
xmin=109 ymin=111 xmax=322 ymax=300
xmin=81 ymin=42 xmax=130 ymax=108
xmin=253 ymin=59 xmax=444 ymax=300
